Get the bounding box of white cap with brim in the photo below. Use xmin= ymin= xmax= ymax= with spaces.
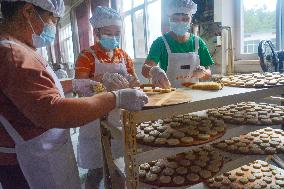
xmin=168 ymin=0 xmax=197 ymax=16
xmin=89 ymin=6 xmax=122 ymax=29
xmin=0 ymin=0 xmax=65 ymax=18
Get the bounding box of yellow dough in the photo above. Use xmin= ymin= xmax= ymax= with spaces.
xmin=191 ymin=82 xmax=223 ymax=90
xmin=143 ymin=87 xmax=153 ymax=92
xmin=160 ymin=88 xmax=172 ymax=93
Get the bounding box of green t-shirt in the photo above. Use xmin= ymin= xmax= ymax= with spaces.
xmin=146 ymin=32 xmax=215 ymax=72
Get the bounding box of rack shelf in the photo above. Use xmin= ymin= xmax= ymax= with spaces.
xmin=101 ymin=86 xmax=284 ymax=189
xmin=113 ymin=150 xmax=282 ymax=189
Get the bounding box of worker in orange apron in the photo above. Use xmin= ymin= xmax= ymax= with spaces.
xmin=74 ymin=6 xmax=141 ymax=188
xmin=0 ymin=1 xmax=148 ymax=189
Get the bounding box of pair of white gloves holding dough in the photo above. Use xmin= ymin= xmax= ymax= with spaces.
xmin=72 ymin=65 xmax=145 ymax=111
xmin=149 ymin=66 xmax=208 ymax=88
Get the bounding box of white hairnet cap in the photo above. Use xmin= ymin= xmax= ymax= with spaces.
xmin=168 ymin=0 xmax=197 ymax=16
xmin=90 ymin=6 xmax=122 ymax=28
xmin=0 ymin=0 xmax=65 ymax=18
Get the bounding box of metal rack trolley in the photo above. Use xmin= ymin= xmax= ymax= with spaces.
xmin=101 ymin=86 xmax=284 ymax=189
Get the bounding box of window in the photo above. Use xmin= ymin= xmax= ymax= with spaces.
xmin=37 ymin=47 xmax=49 ymax=62
xmin=236 ymin=0 xmax=277 ymax=60
xmin=120 ymin=0 xmax=161 ymax=59
xmin=59 ymin=23 xmax=74 ymax=64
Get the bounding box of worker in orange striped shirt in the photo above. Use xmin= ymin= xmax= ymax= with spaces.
xmin=75 ymin=8 xmax=139 ymax=90
xmin=74 ymin=6 xmax=140 ymax=188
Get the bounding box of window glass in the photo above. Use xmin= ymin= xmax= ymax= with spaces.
xmin=122 ymin=0 xmax=132 ymax=12
xmin=59 ymin=23 xmax=74 ymax=63
xmin=123 ymin=15 xmax=134 ymax=59
xmin=147 ymin=0 xmax=161 ymax=51
xmin=121 ymin=0 xmax=161 ymax=58
xmin=242 ymin=0 xmax=276 ymax=54
xmin=133 ymin=9 xmax=146 ymax=58
xmin=133 ymin=0 xmax=144 ymax=8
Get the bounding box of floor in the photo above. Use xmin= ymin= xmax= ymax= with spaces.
xmin=71 ymin=129 xmax=105 ymax=189
xmin=70 ymin=129 xmax=89 ymax=177
xmin=70 ymin=129 xmax=98 ymax=189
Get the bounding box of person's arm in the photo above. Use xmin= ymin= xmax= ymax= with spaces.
xmin=203 ymin=68 xmax=211 ymax=80
xmin=122 ymin=51 xmax=140 ymax=87
xmin=75 ymin=51 xmax=94 ymax=79
xmin=141 ymin=37 xmax=171 ymax=88
xmin=142 ymin=36 xmax=165 ymax=79
xmin=60 ymin=79 xmax=73 ymax=94
xmin=46 ymin=92 xmax=116 ymax=128
xmin=0 ymin=47 xmax=116 ymax=129
xmin=192 ymin=66 xmax=212 ymax=80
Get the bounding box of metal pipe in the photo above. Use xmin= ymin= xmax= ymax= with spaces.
xmin=222 ymin=26 xmax=234 ymax=75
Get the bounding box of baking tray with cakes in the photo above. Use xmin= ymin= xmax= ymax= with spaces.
xmin=221 ymin=72 xmax=284 ymax=88
xmin=206 ymin=160 xmax=284 ymax=189
xmin=213 ymin=127 xmax=284 ymax=155
xmin=136 ymin=114 xmax=227 ymax=147
xmin=207 ymin=102 xmax=284 ymax=126
xmin=139 ymin=146 xmax=226 ymax=188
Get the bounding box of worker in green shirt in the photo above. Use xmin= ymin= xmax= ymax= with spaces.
xmin=142 ymin=0 xmax=214 ymax=88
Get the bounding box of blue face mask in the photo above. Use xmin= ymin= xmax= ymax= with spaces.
xmin=29 ymin=13 xmax=57 ymax=48
xmin=169 ymin=22 xmax=190 ymax=36
xmin=100 ymin=35 xmax=120 ymax=50
xmin=32 ymin=24 xmax=56 ymax=48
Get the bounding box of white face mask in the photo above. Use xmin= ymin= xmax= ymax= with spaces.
xmin=28 ymin=13 xmax=57 ymax=48
xmin=169 ymin=22 xmax=190 ymax=36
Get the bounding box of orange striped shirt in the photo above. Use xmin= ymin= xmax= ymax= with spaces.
xmin=75 ymin=42 xmax=135 ymax=79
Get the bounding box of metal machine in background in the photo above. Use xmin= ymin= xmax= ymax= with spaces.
xmin=258 ymin=40 xmax=284 ymax=73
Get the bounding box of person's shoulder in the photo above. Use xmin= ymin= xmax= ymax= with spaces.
xmin=0 ymin=36 xmax=26 ymax=52
xmin=77 ymin=44 xmax=97 ymax=62
xmin=159 ymin=32 xmax=172 ymax=42
xmin=0 ymin=36 xmax=33 ymax=65
xmin=115 ymin=48 xmax=133 ymax=61
xmin=116 ymin=48 xmax=128 ymax=56
xmin=79 ymin=44 xmax=96 ymax=55
xmin=193 ymin=35 xmax=207 ymax=46
xmin=0 ymin=37 xmax=13 ymax=53
xmin=150 ymin=33 xmax=168 ymax=48
xmin=116 ymin=48 xmax=126 ymax=54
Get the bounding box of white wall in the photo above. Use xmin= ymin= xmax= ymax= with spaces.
xmin=234 ymin=60 xmax=262 ymax=73
xmin=214 ymin=0 xmax=235 ymax=74
xmin=214 ymin=0 xmax=261 ymax=74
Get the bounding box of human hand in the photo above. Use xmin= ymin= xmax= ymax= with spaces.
xmin=149 ymin=66 xmax=171 ymax=88
xmin=112 ymin=89 xmax=148 ymax=111
xmin=102 ymin=73 xmax=129 ymax=91
xmin=72 ymin=79 xmax=99 ymax=97
xmin=192 ymin=66 xmax=207 ymax=78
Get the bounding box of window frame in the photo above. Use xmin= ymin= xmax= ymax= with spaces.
xmin=235 ymin=0 xmax=277 ymax=61
xmin=120 ymin=0 xmax=160 ymax=59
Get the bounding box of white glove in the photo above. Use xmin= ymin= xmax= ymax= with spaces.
xmin=192 ymin=66 xmax=207 ymax=78
xmin=149 ymin=66 xmax=171 ymax=88
xmin=95 ymin=62 xmax=128 ymax=76
xmin=72 ymin=79 xmax=98 ymax=97
xmin=112 ymin=89 xmax=148 ymax=111
xmin=102 ymin=73 xmax=129 ymax=91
